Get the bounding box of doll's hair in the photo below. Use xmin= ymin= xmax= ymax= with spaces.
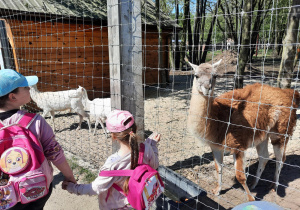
xmin=0 ymin=88 xmax=19 ymax=108
xmin=111 ymin=119 xmax=139 ymax=194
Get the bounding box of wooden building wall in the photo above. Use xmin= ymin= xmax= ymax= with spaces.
xmin=6 ymin=18 xmax=171 ymax=100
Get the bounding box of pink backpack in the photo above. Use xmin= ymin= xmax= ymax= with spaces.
xmin=100 ymin=143 xmax=164 ymax=210
xmin=0 ymin=113 xmax=51 ymax=209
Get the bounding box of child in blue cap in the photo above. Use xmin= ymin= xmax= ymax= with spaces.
xmin=0 ymin=69 xmax=76 ymax=210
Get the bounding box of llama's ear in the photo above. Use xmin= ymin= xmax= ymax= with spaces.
xmin=185 ymin=57 xmax=198 ymax=71
xmin=212 ymin=59 xmax=224 ymax=75
xmin=212 ymin=59 xmax=222 ymax=68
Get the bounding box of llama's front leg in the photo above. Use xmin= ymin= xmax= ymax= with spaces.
xmin=85 ymin=115 xmax=91 ymax=132
xmin=271 ymin=143 xmax=286 ymax=190
xmin=50 ymin=111 xmax=56 ymax=131
xmin=235 ymin=151 xmax=255 ymax=201
xmin=76 ymin=111 xmax=91 ymax=132
xmin=251 ymin=139 xmax=269 ymax=190
xmin=98 ymin=119 xmax=108 ymax=138
xmin=93 ymin=118 xmax=99 ymax=136
xmin=41 ymin=110 xmax=48 ymax=118
xmin=76 ymin=114 xmax=83 ymax=130
xmin=212 ymin=149 xmax=224 ymax=195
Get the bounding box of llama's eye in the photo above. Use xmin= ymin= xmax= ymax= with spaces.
xmin=194 ymin=75 xmax=199 ymax=79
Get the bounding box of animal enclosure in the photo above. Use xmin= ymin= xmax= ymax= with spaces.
xmin=1 ymin=0 xmax=300 ymax=209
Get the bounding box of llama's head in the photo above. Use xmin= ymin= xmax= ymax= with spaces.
xmin=29 ymin=84 xmax=37 ymax=89
xmin=29 ymin=84 xmax=38 ymax=95
xmin=185 ymin=58 xmax=223 ymax=96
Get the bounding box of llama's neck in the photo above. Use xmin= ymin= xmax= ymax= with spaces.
xmin=187 ymin=78 xmax=213 ymax=138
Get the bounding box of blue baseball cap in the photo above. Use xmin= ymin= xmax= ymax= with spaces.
xmin=0 ymin=69 xmax=38 ymax=97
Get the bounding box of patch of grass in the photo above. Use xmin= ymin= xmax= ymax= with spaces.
xmin=205 ymin=50 xmax=223 ymax=62
xmin=67 ymin=157 xmax=98 ymax=183
xmin=253 ymin=48 xmax=278 ymax=59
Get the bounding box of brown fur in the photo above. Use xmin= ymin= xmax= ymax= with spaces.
xmin=186 ymin=58 xmax=299 ymax=201
xmin=206 ymin=83 xmax=299 ymax=152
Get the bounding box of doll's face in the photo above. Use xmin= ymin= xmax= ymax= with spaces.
xmin=0 ymin=147 xmax=29 ymax=174
xmin=6 ymin=150 xmax=25 ymax=170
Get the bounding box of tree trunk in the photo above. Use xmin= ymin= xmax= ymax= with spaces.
xmin=175 ymin=1 xmax=180 ymax=70
xmin=180 ymin=0 xmax=189 ymax=70
xmin=155 ymin=0 xmax=167 ymax=87
xmin=235 ymin=0 xmax=252 ymax=89
xmin=250 ymin=0 xmax=272 ymax=60
xmin=200 ymin=0 xmax=221 ymax=63
xmin=277 ymin=1 xmax=300 ymax=88
xmin=169 ymin=37 xmax=174 ymax=70
xmin=193 ymin=0 xmax=201 ymax=64
xmin=188 ymin=7 xmax=193 ymax=58
xmin=199 ymin=0 xmax=207 ymax=62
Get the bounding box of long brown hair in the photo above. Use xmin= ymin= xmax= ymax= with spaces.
xmin=112 ymin=120 xmax=139 ymax=194
xmin=0 ymin=88 xmax=19 ymax=108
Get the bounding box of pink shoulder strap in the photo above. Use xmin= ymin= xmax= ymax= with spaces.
xmin=18 ymin=113 xmax=37 ymax=128
xmin=0 ymin=112 xmax=36 ymax=129
xmin=99 ymin=143 xmax=145 ymax=177
xmin=99 ymin=170 xmax=133 ymax=177
xmin=100 ymin=143 xmax=147 ymax=202
xmin=138 ymin=143 xmax=145 ymax=165
xmin=104 ymin=183 xmax=126 ymax=202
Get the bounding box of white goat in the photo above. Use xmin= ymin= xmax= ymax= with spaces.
xmin=30 ymin=85 xmax=91 ymax=132
xmin=81 ymin=87 xmax=111 ymax=137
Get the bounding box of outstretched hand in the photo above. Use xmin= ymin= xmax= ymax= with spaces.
xmin=149 ymin=132 xmax=161 ymax=143
xmin=62 ymin=180 xmax=70 ymax=190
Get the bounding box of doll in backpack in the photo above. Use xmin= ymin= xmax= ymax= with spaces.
xmin=62 ymin=110 xmax=161 ymax=210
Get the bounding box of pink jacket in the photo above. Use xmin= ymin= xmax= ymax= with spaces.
xmin=66 ymin=138 xmax=159 ymax=210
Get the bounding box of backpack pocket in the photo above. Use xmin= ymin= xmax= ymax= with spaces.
xmin=0 ymin=182 xmax=18 ymax=209
xmin=17 ymin=174 xmax=48 ymax=204
xmin=142 ymin=174 xmax=164 ymax=209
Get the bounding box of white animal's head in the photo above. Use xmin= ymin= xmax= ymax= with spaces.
xmin=77 ymin=86 xmax=83 ymax=93
xmin=29 ymin=84 xmax=37 ymax=90
xmin=185 ymin=58 xmax=223 ymax=96
xmin=29 ymin=84 xmax=38 ymax=96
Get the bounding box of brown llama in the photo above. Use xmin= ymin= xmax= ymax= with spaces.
xmin=185 ymin=58 xmax=299 ymax=201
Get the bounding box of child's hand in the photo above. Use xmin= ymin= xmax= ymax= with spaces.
xmin=149 ymin=132 xmax=161 ymax=143
xmin=62 ymin=180 xmax=70 ymax=190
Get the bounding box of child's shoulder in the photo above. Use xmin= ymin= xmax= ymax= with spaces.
xmin=18 ymin=110 xmax=44 ymax=121
xmin=105 ymin=153 xmax=121 ymax=165
xmin=102 ymin=153 xmax=131 ymax=170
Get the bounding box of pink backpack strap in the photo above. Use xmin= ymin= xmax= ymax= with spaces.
xmin=138 ymin=143 xmax=145 ymax=165
xmin=100 ymin=170 xmax=130 ymax=202
xmin=104 ymin=183 xmax=126 ymax=202
xmin=99 ymin=170 xmax=133 ymax=177
xmin=17 ymin=113 xmax=37 ymax=128
xmin=0 ymin=112 xmax=36 ymax=129
xmin=100 ymin=143 xmax=146 ymax=202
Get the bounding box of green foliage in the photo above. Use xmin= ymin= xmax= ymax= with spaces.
xmin=205 ymin=50 xmax=223 ymax=62
xmin=68 ymin=157 xmax=98 ymax=183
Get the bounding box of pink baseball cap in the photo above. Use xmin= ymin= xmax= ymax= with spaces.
xmin=106 ymin=110 xmax=135 ymax=132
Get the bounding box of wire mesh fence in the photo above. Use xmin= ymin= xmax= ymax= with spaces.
xmin=0 ymin=0 xmax=300 ymax=209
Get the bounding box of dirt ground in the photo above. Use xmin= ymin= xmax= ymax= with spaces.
xmin=43 ymin=50 xmax=300 ymax=210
